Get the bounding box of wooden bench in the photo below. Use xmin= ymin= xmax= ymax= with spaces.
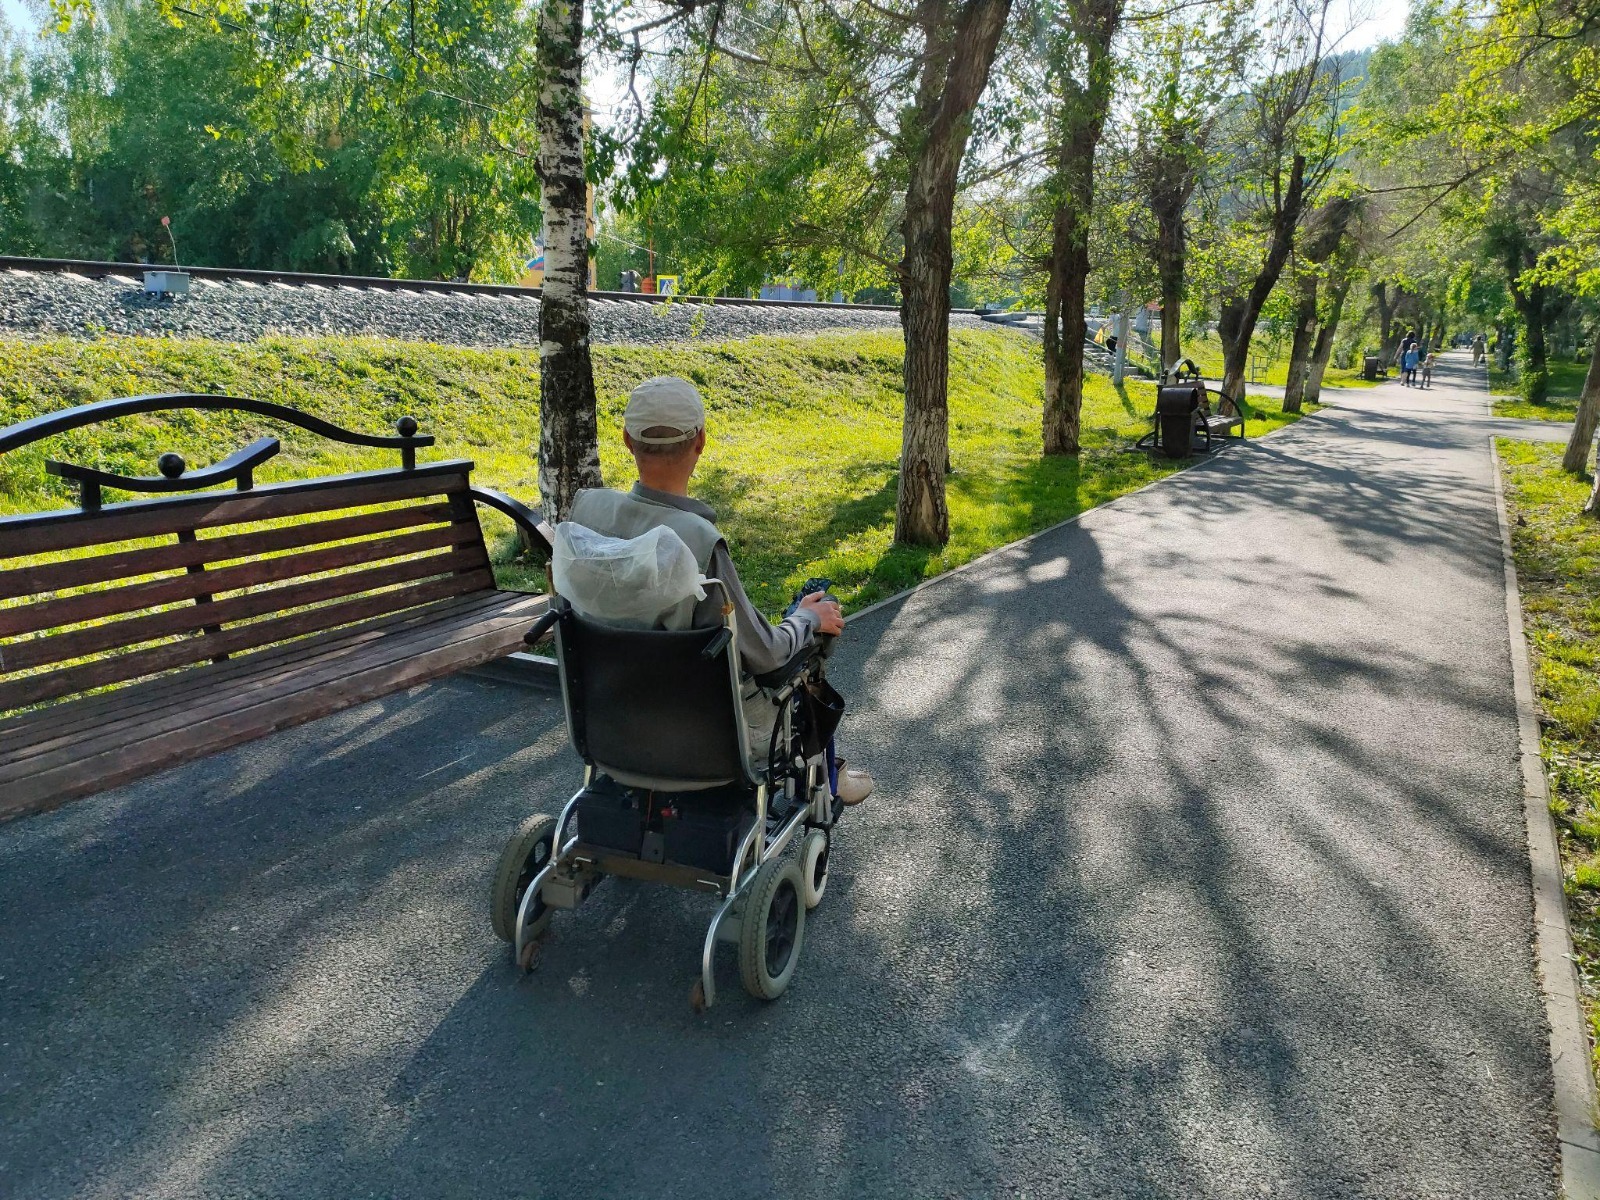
xmin=0 ymin=393 xmax=552 ymax=820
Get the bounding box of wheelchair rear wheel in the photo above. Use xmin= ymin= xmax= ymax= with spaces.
xmin=490 ymin=813 xmax=557 ymax=945
xmin=800 ymin=829 xmax=830 ymax=909
xmin=738 ymin=857 xmax=806 ymax=1000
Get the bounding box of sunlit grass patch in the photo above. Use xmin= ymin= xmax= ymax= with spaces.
xmin=1 ymin=329 xmax=1306 ymax=621
xmin=1498 ymin=437 xmax=1600 ymax=1081
xmin=1491 ymin=357 xmax=1589 ymax=418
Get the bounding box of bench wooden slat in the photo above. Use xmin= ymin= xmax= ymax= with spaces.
xmin=0 ymin=518 xmax=482 ymax=639
xmin=0 ymin=591 xmax=546 ymax=820
xmin=0 ymin=535 xmax=489 ymax=673
xmin=0 ymin=592 xmax=542 ymax=783
xmin=0 ymin=466 xmax=470 ymax=558
xmin=0 ymin=590 xmax=517 ymax=752
xmin=0 ymin=567 xmax=494 ymax=711
xmin=0 ymin=501 xmax=457 ymax=601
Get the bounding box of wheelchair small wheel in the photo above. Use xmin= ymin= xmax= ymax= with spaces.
xmin=738 ymin=858 xmax=806 ymax=1001
xmin=800 ymin=829 xmax=830 ymax=910
xmin=490 ymin=814 xmax=558 ymax=945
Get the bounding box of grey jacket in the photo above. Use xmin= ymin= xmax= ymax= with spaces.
xmin=568 ymin=483 xmax=820 ymax=677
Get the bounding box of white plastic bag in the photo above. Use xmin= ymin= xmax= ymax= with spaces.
xmin=552 ymin=521 xmax=707 ymax=630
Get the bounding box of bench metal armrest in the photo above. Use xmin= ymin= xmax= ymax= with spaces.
xmin=470 ymin=487 xmax=553 ymax=555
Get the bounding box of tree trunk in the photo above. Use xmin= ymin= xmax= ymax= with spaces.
xmin=1520 ymin=284 xmax=1550 ymax=402
xmin=1372 ymin=282 xmax=1394 ymax=356
xmin=1303 ymin=272 xmax=1351 ymax=406
xmin=1043 ymin=192 xmax=1090 ymax=454
xmin=1158 ymin=214 xmax=1184 ymax=371
xmin=534 ymin=0 xmax=602 ymax=522
xmin=1042 ymin=230 xmax=1065 ymax=445
xmin=1042 ymin=2 xmax=1119 ymax=455
xmin=1219 ymin=154 xmax=1307 ymax=403
xmin=895 ymin=0 xmax=1013 ymax=546
xmin=1562 ymin=328 xmax=1600 ymax=474
xmin=1282 ymin=273 xmax=1317 ymax=413
xmin=1146 ymin=144 xmax=1193 ymax=373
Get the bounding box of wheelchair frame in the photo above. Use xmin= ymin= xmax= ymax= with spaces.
xmin=505 ymin=580 xmax=841 ymax=1009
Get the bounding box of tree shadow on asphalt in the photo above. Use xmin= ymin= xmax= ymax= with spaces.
xmin=0 ymin=394 xmax=1561 ymax=1199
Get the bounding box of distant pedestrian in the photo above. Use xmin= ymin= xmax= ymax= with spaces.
xmin=1472 ymin=333 xmax=1486 ymax=367
xmin=1395 ymin=329 xmax=1415 ymax=384
xmin=1422 ymin=350 xmax=1435 ymax=388
xmin=1399 ymin=335 xmax=1420 ymax=387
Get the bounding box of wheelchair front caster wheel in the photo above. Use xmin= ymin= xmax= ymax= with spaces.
xmin=800 ymin=829 xmax=830 ymax=910
xmin=517 ymin=937 xmax=544 ymax=973
xmin=491 ymin=813 xmax=558 ymax=945
xmin=738 ymin=858 xmax=806 ymax=1000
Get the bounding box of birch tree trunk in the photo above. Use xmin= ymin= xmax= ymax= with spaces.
xmin=895 ymin=0 xmax=1012 ymax=546
xmin=1562 ymin=329 xmax=1600 ymax=475
xmin=535 ymin=0 xmax=602 ymax=523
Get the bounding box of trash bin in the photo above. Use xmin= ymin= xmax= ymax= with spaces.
xmin=1155 ymin=385 xmax=1200 ymax=460
xmin=1362 ymin=354 xmax=1382 ymax=381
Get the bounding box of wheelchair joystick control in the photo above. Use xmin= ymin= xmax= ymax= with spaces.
xmin=786 ymin=577 xmax=838 ymax=657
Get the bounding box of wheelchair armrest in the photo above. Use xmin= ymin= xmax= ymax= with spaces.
xmin=751 ymin=646 xmax=812 ymax=690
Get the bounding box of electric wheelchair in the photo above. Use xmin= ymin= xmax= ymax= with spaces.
xmin=489 ymin=580 xmax=845 ymax=1009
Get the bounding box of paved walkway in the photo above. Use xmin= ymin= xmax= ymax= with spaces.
xmin=0 ymin=352 xmax=1566 ymax=1198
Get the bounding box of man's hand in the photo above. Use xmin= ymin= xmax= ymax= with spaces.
xmin=798 ymin=591 xmax=845 ymax=636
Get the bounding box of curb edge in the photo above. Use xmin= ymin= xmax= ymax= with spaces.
xmin=1490 ymin=434 xmax=1600 ymax=1199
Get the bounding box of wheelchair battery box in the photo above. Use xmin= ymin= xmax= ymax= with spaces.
xmin=660 ymin=787 xmax=755 ymax=875
xmin=575 ymin=777 xmax=646 ymax=856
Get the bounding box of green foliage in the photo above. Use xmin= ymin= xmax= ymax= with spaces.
xmin=3 ymin=0 xmax=541 ymax=278
xmin=0 ymin=327 xmax=1304 ymax=610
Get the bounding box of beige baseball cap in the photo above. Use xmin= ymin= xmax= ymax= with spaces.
xmin=624 ymin=376 xmax=705 ymax=445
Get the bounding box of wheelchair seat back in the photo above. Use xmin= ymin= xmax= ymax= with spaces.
xmin=554 ymin=606 xmax=753 ymax=789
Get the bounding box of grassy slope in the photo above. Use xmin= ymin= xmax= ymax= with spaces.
xmin=0 ymin=329 xmax=1302 ymax=616
xmin=1491 ymin=357 xmax=1590 ymax=420
xmin=1498 ymin=439 xmax=1600 ymax=1076
xmin=1180 ymin=331 xmax=1378 ymax=391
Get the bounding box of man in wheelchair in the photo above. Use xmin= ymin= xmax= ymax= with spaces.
xmin=490 ymin=376 xmax=869 ymax=1004
xmin=565 ymin=374 xmax=873 ymax=807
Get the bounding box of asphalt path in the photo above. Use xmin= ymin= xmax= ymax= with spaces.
xmin=0 ymin=351 xmax=1567 ymax=1198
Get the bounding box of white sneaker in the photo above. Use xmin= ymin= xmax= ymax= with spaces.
xmin=835 ymin=759 xmax=874 ymax=806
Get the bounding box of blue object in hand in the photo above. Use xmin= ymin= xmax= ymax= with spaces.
xmin=784 ymin=576 xmax=834 ymax=618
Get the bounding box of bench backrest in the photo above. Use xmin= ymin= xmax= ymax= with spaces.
xmin=0 ymin=395 xmax=495 ymax=716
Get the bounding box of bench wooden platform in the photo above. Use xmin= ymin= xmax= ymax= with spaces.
xmin=0 ymin=393 xmax=551 ymax=820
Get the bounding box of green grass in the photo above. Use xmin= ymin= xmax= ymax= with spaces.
xmin=1498 ymin=438 xmax=1600 ymax=1080
xmin=0 ymin=329 xmax=1305 ymax=617
xmin=1490 ymin=357 xmax=1589 ymax=419
xmin=1180 ymin=331 xmax=1378 ymax=391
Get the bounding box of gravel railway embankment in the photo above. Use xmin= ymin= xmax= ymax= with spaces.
xmin=0 ymin=265 xmax=993 ymax=348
